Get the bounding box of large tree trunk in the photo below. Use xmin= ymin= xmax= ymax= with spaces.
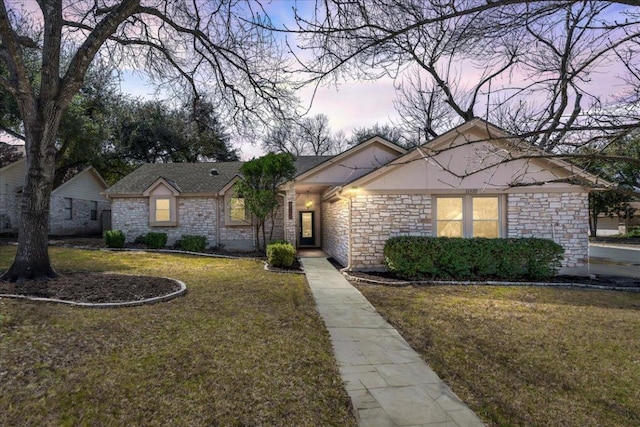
xmin=1 ymin=116 xmax=60 ymax=282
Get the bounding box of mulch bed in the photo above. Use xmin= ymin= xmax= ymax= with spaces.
xmin=346 ymin=270 xmax=640 ymax=288
xmin=328 ymin=258 xmax=640 ymax=288
xmin=0 ymin=273 xmax=180 ymax=303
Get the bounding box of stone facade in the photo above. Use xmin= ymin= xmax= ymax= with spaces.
xmin=333 ymin=192 xmax=588 ymax=272
xmin=0 ymin=193 xmax=20 ymax=230
xmin=283 ymin=188 xmax=297 ymax=245
xmin=322 ymin=198 xmax=350 ymax=267
xmin=218 ymin=195 xmax=253 ymax=249
xmin=112 ymin=195 xmax=286 ymax=250
xmin=49 ymin=196 xmax=110 ymax=235
xmin=348 ymin=194 xmax=432 ymax=270
xmin=507 ymin=192 xmax=589 ymax=271
xmin=112 ymin=197 xmax=218 ymax=246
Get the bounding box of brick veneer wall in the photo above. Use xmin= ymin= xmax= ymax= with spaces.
xmin=112 ymin=197 xmax=218 ymax=246
xmin=507 ymin=192 xmax=589 ymax=269
xmin=322 ymin=198 xmax=349 ymax=267
xmin=0 ymin=193 xmax=19 ymax=229
xmin=349 ymin=194 xmax=432 ymax=270
xmin=49 ymin=196 xmax=111 ymax=235
xmin=217 ymin=195 xmax=253 ymax=249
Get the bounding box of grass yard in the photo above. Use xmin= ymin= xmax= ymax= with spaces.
xmin=0 ymin=246 xmax=356 ymax=427
xmin=355 ymin=283 xmax=640 ymax=427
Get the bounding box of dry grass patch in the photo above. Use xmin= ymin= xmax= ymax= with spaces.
xmin=0 ymin=246 xmax=356 ymax=426
xmin=355 ymin=283 xmax=640 ymax=426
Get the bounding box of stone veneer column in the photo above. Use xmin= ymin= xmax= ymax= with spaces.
xmin=321 ymin=198 xmax=350 ymax=267
xmin=284 ymin=188 xmax=296 ymax=245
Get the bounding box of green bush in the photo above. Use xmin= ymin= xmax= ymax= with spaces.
xmin=144 ymin=232 xmax=167 ymax=249
xmin=267 ymin=242 xmax=296 ymax=268
xmin=384 ymin=236 xmax=564 ymax=281
xmin=103 ymin=230 xmax=126 ymax=248
xmin=178 ymin=235 xmax=207 ymax=252
xmin=626 ymin=227 xmax=640 ymax=238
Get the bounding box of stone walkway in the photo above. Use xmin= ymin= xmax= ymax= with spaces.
xmin=300 ymin=257 xmax=485 ymax=427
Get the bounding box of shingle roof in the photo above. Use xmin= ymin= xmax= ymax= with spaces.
xmin=292 ymin=155 xmax=334 ymax=178
xmin=104 ymin=156 xmax=333 ymax=196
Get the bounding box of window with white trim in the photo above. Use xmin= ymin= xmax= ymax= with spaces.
xmin=435 ymin=195 xmax=502 ymax=238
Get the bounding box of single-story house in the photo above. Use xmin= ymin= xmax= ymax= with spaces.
xmin=105 ymin=119 xmax=604 ymax=275
xmin=0 ymin=151 xmax=111 ymax=235
xmin=593 ymin=201 xmax=639 ymax=236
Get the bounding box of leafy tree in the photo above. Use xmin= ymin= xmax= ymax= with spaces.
xmin=235 ymin=153 xmax=296 ymax=251
xmin=588 ymin=190 xmax=636 ymax=236
xmin=0 ymin=1 xmax=294 ymax=281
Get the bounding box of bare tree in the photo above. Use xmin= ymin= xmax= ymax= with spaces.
xmin=262 ymin=113 xmax=347 ymax=155
xmin=294 ymin=1 xmax=640 ymax=184
xmin=0 ymin=0 xmax=296 ymax=281
xmin=348 ymin=122 xmax=405 ymax=146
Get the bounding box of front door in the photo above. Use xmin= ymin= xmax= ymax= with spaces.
xmin=299 ymin=211 xmax=315 ymax=246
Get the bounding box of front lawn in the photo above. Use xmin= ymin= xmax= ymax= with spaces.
xmin=355 ymin=283 xmax=640 ymax=426
xmin=0 ymin=246 xmax=356 ymax=426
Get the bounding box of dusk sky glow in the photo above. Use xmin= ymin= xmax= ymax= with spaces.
xmin=5 ymin=1 xmax=638 ymax=161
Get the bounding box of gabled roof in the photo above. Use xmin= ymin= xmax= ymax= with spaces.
xmin=0 ymin=152 xmax=25 ymax=172
xmin=104 ymin=162 xmax=245 ymax=196
xmin=142 ymin=177 xmax=181 ymax=196
xmin=328 ymin=119 xmax=606 ymax=193
xmin=104 ymin=157 xmax=336 ymax=196
xmin=291 ymin=136 xmax=406 ymax=183
xmin=52 ymin=166 xmax=109 ymax=195
xmin=0 ymin=142 xmax=25 ymax=169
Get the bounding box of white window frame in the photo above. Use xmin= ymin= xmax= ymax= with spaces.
xmin=434 ymin=195 xmax=504 ymax=238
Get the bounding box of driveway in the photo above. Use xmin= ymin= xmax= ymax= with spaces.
xmin=589 ymin=243 xmax=640 ymax=278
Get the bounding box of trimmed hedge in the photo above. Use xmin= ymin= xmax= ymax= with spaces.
xmin=383 ymin=236 xmax=564 ymax=281
xmin=178 ymin=235 xmax=207 ymax=252
xmin=267 ymin=242 xmax=296 ymax=268
xmin=144 ymin=232 xmax=167 ymax=249
xmin=103 ymin=230 xmax=125 ymax=248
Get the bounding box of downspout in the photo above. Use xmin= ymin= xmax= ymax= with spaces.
xmin=334 ymin=186 xmax=353 ymax=272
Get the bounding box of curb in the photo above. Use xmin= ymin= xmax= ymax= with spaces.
xmin=0 ymin=277 xmax=187 ymax=308
xmin=342 ymin=272 xmax=640 ymax=292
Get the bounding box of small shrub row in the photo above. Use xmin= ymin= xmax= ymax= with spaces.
xmin=104 ymin=231 xmax=208 ymax=251
xmin=384 ymin=236 xmax=564 ymax=281
xmin=267 ymin=242 xmax=296 ymax=268
xmin=176 ymin=235 xmax=207 ymax=252
xmin=144 ymin=232 xmax=167 ymax=249
xmin=103 ymin=230 xmax=126 ymax=248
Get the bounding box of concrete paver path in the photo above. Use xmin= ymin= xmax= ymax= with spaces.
xmin=301 ymin=257 xmax=485 ymax=427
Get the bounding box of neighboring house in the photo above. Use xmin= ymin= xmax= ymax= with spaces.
xmin=595 ymin=202 xmax=640 ymax=236
xmin=105 ymin=120 xmax=604 ymax=275
xmin=0 ymin=154 xmax=111 ymax=235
